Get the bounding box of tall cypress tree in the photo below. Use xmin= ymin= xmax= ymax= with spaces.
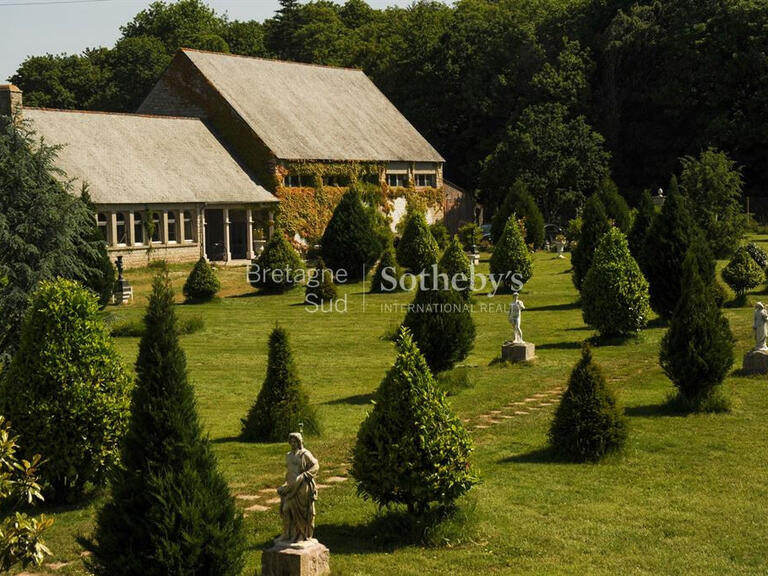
xmin=87 ymin=270 xmax=244 ymax=576
xmin=439 ymin=235 xmax=472 ymax=300
xmin=642 ymin=190 xmax=715 ymax=318
xmin=628 ymin=189 xmax=656 ymax=263
xmin=571 ymin=195 xmax=611 ymax=291
xmin=660 ymin=249 xmax=734 ymax=408
xmin=596 ymin=178 xmax=631 ymax=233
xmin=490 ymin=180 xmax=545 ymax=249
xmin=489 ymin=214 xmax=532 ymax=291
xmin=397 ymin=210 xmax=439 ymax=273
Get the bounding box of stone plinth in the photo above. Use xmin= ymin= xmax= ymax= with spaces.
xmin=502 ymin=341 xmax=535 ymax=363
xmin=261 ymin=540 xmax=330 ymax=576
xmin=742 ymin=349 xmax=768 ymax=374
xmin=114 ymin=278 xmax=133 ymax=305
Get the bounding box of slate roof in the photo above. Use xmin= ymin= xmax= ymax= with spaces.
xmin=147 ymin=49 xmax=444 ymax=163
xmin=25 ymin=108 xmax=277 ymax=205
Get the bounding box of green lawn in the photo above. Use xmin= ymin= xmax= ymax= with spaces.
xmin=18 ymin=246 xmax=768 ymax=575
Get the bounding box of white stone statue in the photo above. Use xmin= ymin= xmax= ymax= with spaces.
xmin=276 ymin=433 xmax=319 ymax=545
xmin=754 ymin=303 xmax=768 ymax=351
xmin=508 ymin=293 xmax=525 ymax=344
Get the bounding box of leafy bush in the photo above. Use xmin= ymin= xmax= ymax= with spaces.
xmin=627 ymin=189 xmax=655 ymax=262
xmin=249 ymin=221 xmax=304 ymax=293
xmin=87 ymin=270 xmax=245 ymax=576
xmin=304 ymin=258 xmax=337 ymax=303
xmin=0 ymin=279 xmax=130 ymax=501
xmin=489 ymin=215 xmax=532 ymax=291
xmin=397 ymin=210 xmax=440 ymax=273
xmin=0 ymin=416 xmax=54 ymax=572
xmin=566 ymin=216 xmax=582 ymax=243
xmin=596 ymin=177 xmax=631 ymax=233
xmin=660 ymin=249 xmax=734 ymax=408
xmin=642 ymin=189 xmax=716 ymax=318
xmin=745 ymin=242 xmax=768 ymax=271
xmin=439 ymin=235 xmax=472 ymax=300
xmin=457 ymin=222 xmax=482 ymax=252
xmin=722 ymin=246 xmax=764 ymax=299
xmin=582 ymin=228 xmax=650 ymax=336
xmin=183 ymin=257 xmax=220 ymax=302
xmin=402 ymin=285 xmax=475 ymax=373
xmin=370 ymin=238 xmax=401 ymax=294
xmin=430 ymin=222 xmax=450 ymax=249
xmin=571 ymin=195 xmax=610 ymax=291
xmin=491 ymin=180 xmax=545 ymax=248
xmin=351 ymin=328 xmax=476 ymax=516
xmin=240 ymin=326 xmax=319 ymax=442
xmin=548 ymin=344 xmax=628 ymax=461
xmin=321 ymin=187 xmax=384 ymax=280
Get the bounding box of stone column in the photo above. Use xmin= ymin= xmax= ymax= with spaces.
xmin=109 ymin=212 xmax=117 ymax=247
xmin=178 ymin=210 xmax=186 ymax=244
xmin=201 ymin=209 xmax=207 ymax=259
xmin=223 ymin=207 xmax=232 ymax=262
xmin=162 ymin=210 xmax=169 ymax=245
xmin=246 ymin=208 xmax=255 ymax=259
xmin=128 ymin=212 xmax=136 ymax=246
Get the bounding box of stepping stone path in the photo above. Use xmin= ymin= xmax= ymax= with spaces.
xmin=467 ymin=386 xmax=566 ymax=433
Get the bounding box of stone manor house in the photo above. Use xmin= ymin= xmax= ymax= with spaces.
xmin=1 ymin=49 xmax=473 ymax=267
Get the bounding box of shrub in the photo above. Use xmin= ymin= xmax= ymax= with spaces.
xmin=304 ymin=258 xmax=337 ymax=304
xmin=596 ymin=177 xmax=631 ymax=233
xmin=0 ymin=416 xmax=54 ymax=572
xmin=628 ymin=189 xmax=655 ymax=262
xmin=489 ymin=215 xmax=532 ymax=291
xmin=87 ymin=270 xmax=245 ymax=576
xmin=351 ymin=327 xmax=476 ymax=516
xmin=370 ymin=238 xmax=401 ymax=294
xmin=397 ymin=210 xmax=439 ymax=273
xmin=402 ymin=286 xmax=475 ymax=373
xmin=491 ymin=180 xmax=545 ymax=248
xmin=321 ymin=187 xmax=383 ymax=280
xmin=641 ymin=189 xmax=716 ymax=318
xmin=722 ymin=246 xmax=764 ymax=299
xmin=582 ymin=228 xmax=650 ymax=336
xmin=249 ymin=221 xmax=304 ymax=292
xmin=548 ymin=344 xmax=627 ymax=462
xmin=566 ymin=217 xmax=582 ymax=243
xmin=240 ymin=326 xmax=319 ymax=442
xmin=571 ymin=195 xmax=610 ymax=291
xmin=0 ymin=279 xmax=130 ymax=501
xmin=183 ymin=257 xmax=220 ymax=301
xmin=660 ymin=249 xmax=734 ymax=408
xmin=745 ymin=242 xmax=768 ymax=271
xmin=439 ymin=235 xmax=472 ymax=300
xmin=430 ymin=222 xmax=450 ymax=250
xmin=457 ymin=222 xmax=482 ymax=252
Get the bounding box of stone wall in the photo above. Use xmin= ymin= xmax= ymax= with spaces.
xmin=114 ymin=244 xmax=202 ymax=268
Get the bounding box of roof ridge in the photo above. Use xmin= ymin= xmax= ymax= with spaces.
xmin=179 ymin=48 xmax=365 ymax=74
xmin=26 ymin=107 xmax=203 ymax=121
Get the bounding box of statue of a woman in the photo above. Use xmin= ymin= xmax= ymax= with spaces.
xmin=277 ymin=432 xmax=319 ymax=544
xmin=754 ymin=302 xmax=768 ymax=351
xmin=508 ymin=293 xmax=525 ymax=343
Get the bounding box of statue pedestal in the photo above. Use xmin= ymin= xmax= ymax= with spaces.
xmin=261 ymin=539 xmax=330 ymax=576
xmin=742 ymin=349 xmax=768 ymax=374
xmin=114 ymin=278 xmax=133 ymax=305
xmin=501 ymin=341 xmax=535 ymax=363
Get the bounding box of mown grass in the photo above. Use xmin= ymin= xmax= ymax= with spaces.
xmin=17 ymin=247 xmax=768 ymax=575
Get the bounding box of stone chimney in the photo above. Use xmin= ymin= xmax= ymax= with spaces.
xmin=0 ymin=85 xmax=22 ymax=120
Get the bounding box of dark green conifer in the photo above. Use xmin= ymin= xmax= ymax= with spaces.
xmin=249 ymin=221 xmax=304 ymax=293
xmin=396 ymin=210 xmax=439 ymax=273
xmin=628 ymin=189 xmax=655 ymax=263
xmin=596 ymin=178 xmax=631 ymax=233
xmin=571 ymin=195 xmax=610 ymax=292
xmin=304 ymin=258 xmax=337 ymax=303
xmin=183 ymin=257 xmax=220 ymax=302
xmin=491 ymin=180 xmax=545 ymax=249
xmin=370 ymin=238 xmax=401 ymax=293
xmin=439 ymin=235 xmax=472 ymax=300
xmin=489 ymin=215 xmax=532 ymax=291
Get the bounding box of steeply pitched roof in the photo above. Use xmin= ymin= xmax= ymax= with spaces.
xmin=171 ymin=49 xmax=444 ymax=163
xmin=25 ymin=108 xmax=277 ymax=206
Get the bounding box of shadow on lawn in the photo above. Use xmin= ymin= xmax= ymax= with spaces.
xmin=526 ymin=302 xmax=580 ymax=312
xmin=501 ymin=446 xmax=568 ymax=465
xmin=536 ymin=341 xmax=582 ymax=350
xmin=324 ymin=393 xmax=374 ymax=406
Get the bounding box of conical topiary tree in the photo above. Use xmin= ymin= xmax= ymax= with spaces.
xmin=548 ymin=344 xmax=627 ymax=462
xmin=396 ymin=210 xmax=439 ymax=273
xmin=240 ymin=326 xmax=319 ymax=442
xmin=628 ymin=189 xmax=655 ymax=262
xmin=87 ymin=270 xmax=244 ymax=576
xmin=596 ymin=177 xmax=631 ymax=233
xmin=491 ymin=180 xmax=545 ymax=249
xmin=660 ymin=249 xmax=734 ymax=408
xmin=402 ymin=285 xmax=475 ymax=373
xmin=582 ymin=228 xmax=650 ymax=336
xmin=321 ymin=187 xmax=383 ymax=280
xmin=571 ymin=195 xmax=611 ymax=291
xmin=183 ymin=257 xmax=220 ymax=302
xmin=489 ymin=214 xmax=532 ymax=292
xmin=0 ymin=278 xmax=130 ymax=502
xmin=439 ymin=235 xmax=472 ymax=300
xmin=249 ymin=221 xmax=304 ymax=293
xmin=351 ymin=327 xmax=476 ymax=516
xmin=641 ymin=190 xmax=715 ymax=318
xmin=722 ymin=246 xmax=764 ymax=302
xmin=370 ymin=238 xmax=401 ymax=293
xmin=304 ymin=258 xmax=337 ymax=304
